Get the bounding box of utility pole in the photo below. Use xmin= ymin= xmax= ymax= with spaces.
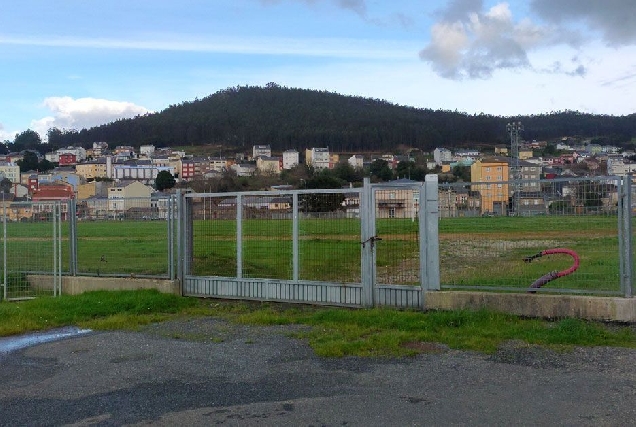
xmin=507 ymin=121 xmax=523 ymax=215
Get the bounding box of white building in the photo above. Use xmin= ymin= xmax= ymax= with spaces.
xmin=433 ymin=148 xmax=452 ymax=166
xmin=209 ymin=157 xmax=228 ymax=172
xmin=252 ymin=145 xmax=271 ymax=159
xmin=306 ymin=148 xmax=330 ymax=170
xmin=231 ymin=163 xmax=256 ymax=177
xmin=45 ymin=152 xmax=59 ymax=163
xmin=608 ymin=158 xmax=636 ymax=176
xmin=58 ymin=146 xmax=87 ymax=162
xmin=348 ymin=155 xmax=364 ymax=169
xmin=113 ymin=163 xmax=175 ymax=183
xmin=92 ymin=142 xmax=109 ymax=156
xmin=139 ymin=145 xmax=156 ymax=158
xmin=282 ymin=150 xmax=299 ymax=169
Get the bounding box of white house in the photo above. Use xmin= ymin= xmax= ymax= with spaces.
xmin=306 ymin=148 xmax=330 ymax=170
xmin=139 ymin=145 xmax=156 ymax=158
xmin=433 ymin=148 xmax=452 ymax=166
xmin=282 ymin=150 xmax=299 ymax=169
xmin=252 ymin=145 xmax=271 ymax=159
xmin=58 ymin=146 xmax=87 ymax=162
xmin=348 ymin=155 xmax=364 ymax=169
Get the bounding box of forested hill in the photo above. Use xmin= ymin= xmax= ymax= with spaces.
xmin=48 ymin=84 xmax=636 ymax=153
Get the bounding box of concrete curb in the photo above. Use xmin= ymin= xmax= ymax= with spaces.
xmin=426 ymin=291 xmax=636 ymax=322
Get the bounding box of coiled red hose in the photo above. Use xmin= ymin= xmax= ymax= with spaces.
xmin=523 ymin=248 xmax=580 ymax=292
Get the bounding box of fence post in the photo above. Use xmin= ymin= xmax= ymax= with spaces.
xmin=292 ymin=192 xmax=299 ymax=281
xmin=2 ymin=203 xmax=6 ymax=301
xmin=237 ymin=194 xmax=243 ymax=279
xmin=167 ymin=195 xmax=174 ymax=280
xmin=620 ymin=176 xmax=633 ymax=297
xmin=176 ymin=190 xmax=188 ymax=292
xmin=360 ymin=178 xmax=374 ymax=307
xmin=57 ymin=202 xmax=62 ymax=296
xmin=69 ymin=198 xmax=77 ymax=276
xmin=422 ymin=174 xmax=440 ymax=298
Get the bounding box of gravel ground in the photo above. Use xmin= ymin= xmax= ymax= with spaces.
xmin=1 ymin=318 xmax=636 ymax=426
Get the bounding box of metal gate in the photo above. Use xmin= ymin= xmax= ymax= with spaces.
xmin=1 ymin=201 xmax=64 ymax=301
xmin=180 ymin=176 xmax=440 ymax=309
xmin=364 ymin=178 xmax=440 ymax=309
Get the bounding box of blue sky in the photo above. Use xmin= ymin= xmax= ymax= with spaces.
xmin=1 ymin=0 xmax=635 ymax=142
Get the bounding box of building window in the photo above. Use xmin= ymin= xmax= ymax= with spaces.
xmin=389 ymin=208 xmax=395 ymax=218
xmin=486 ymin=167 xmax=491 ymax=172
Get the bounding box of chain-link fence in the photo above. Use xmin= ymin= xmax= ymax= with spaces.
xmin=1 ymin=201 xmax=65 ymax=300
xmin=439 ymin=177 xmax=625 ymax=295
xmin=1 ymin=176 xmax=633 ymax=302
xmin=188 ymin=190 xmax=362 ymax=283
xmin=372 ymin=185 xmax=420 ymax=285
xmin=74 ymin=196 xmax=176 ymax=278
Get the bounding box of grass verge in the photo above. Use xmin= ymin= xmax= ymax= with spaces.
xmin=1 ymin=290 xmax=635 ymax=357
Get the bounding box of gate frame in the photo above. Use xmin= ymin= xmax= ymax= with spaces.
xmin=179 ymin=175 xmax=440 ymax=309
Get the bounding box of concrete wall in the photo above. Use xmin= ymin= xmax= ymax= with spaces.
xmin=426 ymin=291 xmax=636 ymax=322
xmin=28 ymin=275 xmax=179 ymax=296
xmin=25 ymin=275 xmax=636 ymax=322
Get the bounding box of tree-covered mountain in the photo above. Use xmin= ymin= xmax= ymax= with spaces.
xmin=45 ymin=84 xmax=636 ymax=153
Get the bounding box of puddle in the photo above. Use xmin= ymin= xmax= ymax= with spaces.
xmin=0 ymin=327 xmax=92 ymax=355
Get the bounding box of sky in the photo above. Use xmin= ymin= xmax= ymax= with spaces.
xmin=1 ymin=0 xmax=636 ymax=142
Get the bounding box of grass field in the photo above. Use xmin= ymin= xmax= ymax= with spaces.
xmin=191 ymin=214 xmax=623 ymax=293
xmin=1 ymin=290 xmax=635 ymax=357
xmin=0 ymin=213 xmax=626 ymax=298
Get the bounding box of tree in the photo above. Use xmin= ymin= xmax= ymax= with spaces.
xmin=0 ymin=178 xmax=12 ymax=193
xmin=16 ymin=151 xmax=40 ymax=172
xmin=452 ymin=165 xmax=471 ymax=182
xmin=12 ymin=129 xmax=42 ymax=152
xmin=396 ymin=161 xmax=428 ymax=181
xmin=37 ymin=159 xmax=55 ymax=173
xmin=369 ymin=159 xmax=393 ymax=182
xmin=155 ymin=170 xmax=176 ymax=191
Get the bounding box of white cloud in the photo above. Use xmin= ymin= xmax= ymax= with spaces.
xmin=0 ymin=123 xmax=11 ymax=142
xmin=30 ymin=97 xmax=150 ymax=138
xmin=419 ymin=1 xmax=609 ymax=80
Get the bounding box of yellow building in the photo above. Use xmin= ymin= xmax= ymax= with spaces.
xmin=77 ymin=181 xmax=112 ymax=200
xmin=519 ymin=148 xmax=534 ymax=160
xmin=0 ymin=162 xmax=21 ymax=183
xmin=470 ymin=157 xmax=510 ymax=214
xmin=256 ymin=157 xmax=282 ymax=175
xmin=76 ymin=162 xmax=108 ymax=181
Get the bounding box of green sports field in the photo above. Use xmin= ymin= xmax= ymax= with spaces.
xmin=1 ymin=213 xmax=627 ymax=296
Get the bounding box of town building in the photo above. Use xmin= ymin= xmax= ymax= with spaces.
xmin=306 ymin=148 xmax=330 ymax=170
xmin=470 ymin=157 xmax=510 ymax=215
xmin=282 ymin=150 xmax=299 ymax=170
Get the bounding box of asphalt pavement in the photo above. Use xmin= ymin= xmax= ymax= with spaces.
xmin=1 ymin=318 xmax=636 ymax=426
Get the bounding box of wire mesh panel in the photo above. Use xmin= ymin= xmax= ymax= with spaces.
xmin=191 ymin=194 xmax=237 ymax=276
xmin=75 ymin=196 xmax=173 ymax=277
xmin=298 ymin=191 xmax=361 ymax=283
xmin=1 ymin=201 xmax=65 ymax=300
xmin=241 ymin=194 xmax=293 ymax=279
xmin=439 ymin=177 xmax=621 ymax=294
xmin=373 ymin=185 xmax=420 ymax=285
